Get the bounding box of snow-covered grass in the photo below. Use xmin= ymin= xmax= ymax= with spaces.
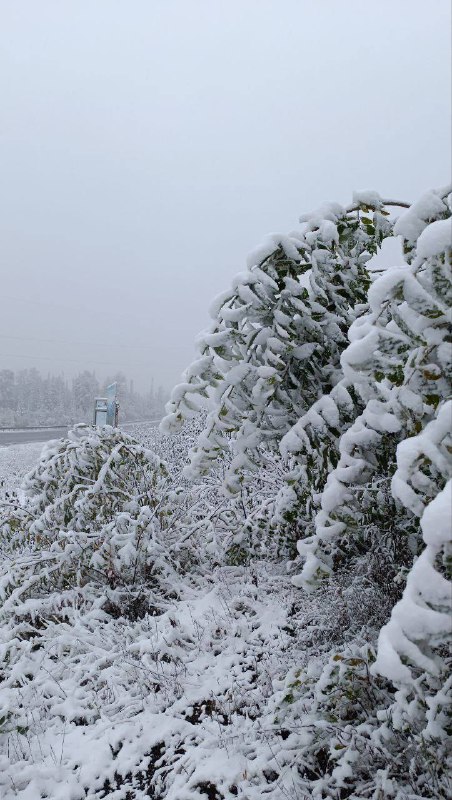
xmin=0 ymin=559 xmax=316 ymax=800
xmin=0 ymin=443 xmax=44 ymax=499
xmin=0 ymin=423 xmax=326 ymax=799
xmin=2 ymin=421 xmax=445 ymax=799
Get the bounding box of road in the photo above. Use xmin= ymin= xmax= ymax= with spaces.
xmin=0 ymin=420 xmax=161 ymax=447
xmin=0 ymin=427 xmax=68 ymax=446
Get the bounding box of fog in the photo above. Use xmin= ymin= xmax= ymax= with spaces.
xmin=1 ymin=0 xmax=450 ymax=392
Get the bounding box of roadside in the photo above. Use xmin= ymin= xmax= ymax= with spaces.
xmin=0 ymin=441 xmax=44 ymax=498
xmin=0 ymin=421 xmax=163 ymax=497
xmin=0 ymin=419 xmax=162 ymax=447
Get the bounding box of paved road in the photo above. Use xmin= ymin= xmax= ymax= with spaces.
xmin=0 ymin=420 xmax=161 ymax=447
xmin=0 ymin=427 xmax=69 ymax=446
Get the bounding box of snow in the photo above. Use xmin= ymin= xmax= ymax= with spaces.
xmin=392 ymin=401 xmax=452 ymax=516
xmin=224 ymin=363 xmax=252 ymax=386
xmin=246 ymin=233 xmax=302 ymax=270
xmin=373 ymin=480 xmax=452 ymax=685
xmin=0 ymin=418 xmax=410 ymax=798
xmin=208 ymin=289 xmax=233 ymax=320
xmin=366 ymin=232 xmax=404 ymax=272
xmin=352 ymin=189 xmax=383 ymax=208
xmin=0 ymin=438 xmax=331 ymax=799
xmin=416 ymin=217 xmax=452 ymax=259
xmin=299 ymin=201 xmax=344 ymax=224
xmin=367 ymin=266 xmax=410 ymax=313
xmin=318 ymin=220 xmax=339 ymax=244
xmin=0 ymin=443 xmax=44 ymax=499
xmin=291 ymin=342 xmax=317 ymax=360
xmin=2 ymin=183 xmax=451 ymax=799
xmin=422 ymin=477 xmax=452 ymax=546
xmin=246 ymin=238 xmax=280 ymax=270
xmin=393 ymin=189 xmax=448 ymax=243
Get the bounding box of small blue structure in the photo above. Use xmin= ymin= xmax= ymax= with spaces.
xmin=94 ymin=383 xmax=119 ymax=427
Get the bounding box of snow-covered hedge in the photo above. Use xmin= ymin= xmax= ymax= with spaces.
xmin=161 ymin=185 xmax=452 ymax=797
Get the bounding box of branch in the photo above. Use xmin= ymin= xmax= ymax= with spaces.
xmin=347 ymin=187 xmax=450 ymax=214
xmin=346 ymin=199 xmax=411 ymax=213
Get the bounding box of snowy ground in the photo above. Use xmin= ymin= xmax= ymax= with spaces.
xmin=1 ymin=422 xmax=432 ymax=799
xmin=0 ymin=559 xmax=314 ymax=800
xmin=0 ymin=424 xmax=328 ymax=799
xmin=0 ymin=442 xmax=44 ymax=499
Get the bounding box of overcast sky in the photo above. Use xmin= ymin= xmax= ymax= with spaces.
xmin=1 ymin=0 xmax=450 ymax=394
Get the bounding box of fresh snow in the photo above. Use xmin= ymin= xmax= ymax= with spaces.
xmin=2 ymin=185 xmax=451 ymax=800
xmin=393 ymin=188 xmax=449 ymax=242
xmin=352 ymin=189 xmax=383 ymax=208
xmin=416 ymin=217 xmax=452 ymax=259
xmin=0 ymin=442 xmax=44 ymax=499
xmin=0 ymin=422 xmax=340 ymax=800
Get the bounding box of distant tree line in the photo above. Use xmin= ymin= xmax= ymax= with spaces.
xmin=0 ymin=368 xmax=167 ymax=427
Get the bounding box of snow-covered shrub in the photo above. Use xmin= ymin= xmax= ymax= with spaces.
xmin=271 ymin=644 xmax=388 ymax=798
xmin=138 ymin=414 xmax=288 ymax=564
xmin=371 ymin=411 xmax=452 ymax=798
xmin=0 ymin=425 xmax=209 ymax=624
xmin=285 ymin=187 xmax=452 ymax=798
xmin=271 ymin=636 xmax=452 ymax=799
xmin=162 ymin=196 xmax=394 ymax=496
xmin=297 ymin=186 xmax=451 ymax=588
xmin=21 ymin=424 xmax=169 ymax=535
xmin=158 ymin=185 xmax=451 ymax=798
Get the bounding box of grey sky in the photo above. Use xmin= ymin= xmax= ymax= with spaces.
xmin=1 ymin=0 xmax=450 ymax=393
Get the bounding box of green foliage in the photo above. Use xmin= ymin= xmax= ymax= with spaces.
xmin=162 ymin=198 xmax=395 ymax=495
xmin=299 ymin=188 xmax=451 ymax=590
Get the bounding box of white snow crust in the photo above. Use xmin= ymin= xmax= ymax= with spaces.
xmin=416 ymin=217 xmax=452 ymax=259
